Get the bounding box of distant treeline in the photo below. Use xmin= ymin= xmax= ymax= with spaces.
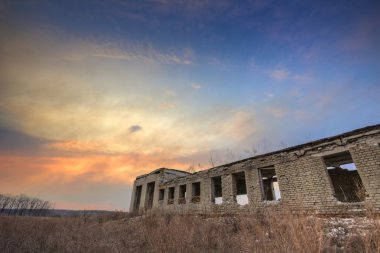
xmin=0 ymin=194 xmax=54 ymax=216
xmin=48 ymin=209 xmax=119 ymax=217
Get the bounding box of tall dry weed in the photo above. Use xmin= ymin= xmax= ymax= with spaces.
xmin=0 ymin=210 xmax=379 ymax=253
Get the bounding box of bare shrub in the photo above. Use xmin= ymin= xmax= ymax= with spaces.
xmin=0 ymin=194 xmax=54 ymax=216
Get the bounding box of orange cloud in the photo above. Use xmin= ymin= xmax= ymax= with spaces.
xmin=0 ymin=153 xmax=187 ymax=186
xmin=47 ymin=140 xmax=106 ymax=153
xmin=0 ymin=152 xmax=189 ymax=209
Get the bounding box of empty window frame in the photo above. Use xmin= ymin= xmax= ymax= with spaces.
xmin=259 ymin=167 xmax=281 ymax=201
xmin=133 ymin=185 xmax=142 ymax=210
xmin=158 ymin=189 xmax=165 ymax=201
xmin=324 ymin=151 xmax=365 ymax=202
xmin=233 ymin=172 xmax=248 ymax=205
xmin=168 ymin=187 xmax=175 ymax=205
xmin=211 ymin=176 xmax=223 ymax=204
xmin=179 ymin=184 xmax=187 ymax=204
xmin=145 ymin=182 xmax=155 ymax=209
xmin=191 ymin=182 xmax=201 ymax=203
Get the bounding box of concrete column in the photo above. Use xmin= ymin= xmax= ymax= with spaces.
xmin=186 ymin=182 xmax=192 ymax=203
xmin=201 ymin=177 xmax=212 ymax=205
xmin=163 ymin=185 xmax=169 ymax=206
xmin=174 ymin=184 xmax=180 ymax=205
xmin=129 ymin=181 xmax=137 ymax=212
xmin=139 ymin=182 xmax=147 ymax=210
xmin=152 ymin=179 xmax=160 ymax=208
xmin=231 ymin=173 xmax=237 ymax=201
xmin=245 ymin=169 xmax=261 ymax=207
xmin=222 ymin=174 xmax=234 ymax=204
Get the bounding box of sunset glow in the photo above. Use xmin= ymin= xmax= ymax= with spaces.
xmin=0 ymin=0 xmax=379 ymax=210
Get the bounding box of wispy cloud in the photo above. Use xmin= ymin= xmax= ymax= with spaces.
xmin=292 ymin=73 xmax=313 ymax=83
xmin=69 ymin=43 xmax=193 ymax=65
xmin=207 ymin=57 xmax=236 ymax=71
xmin=164 ymin=89 xmax=177 ymax=97
xmin=266 ymin=107 xmax=287 ymax=118
xmin=267 ymin=69 xmax=290 ymax=80
xmin=221 ymin=110 xmax=262 ymax=141
xmin=247 ymin=58 xmax=258 ymax=72
xmin=190 ymin=83 xmax=202 ymax=90
xmin=159 ymin=102 xmax=176 ymax=110
xmin=1 ymin=24 xmax=193 ymax=66
xmin=339 ymin=18 xmax=380 ymax=52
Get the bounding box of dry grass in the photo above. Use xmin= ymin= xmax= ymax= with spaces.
xmin=0 ymin=210 xmax=379 ymax=253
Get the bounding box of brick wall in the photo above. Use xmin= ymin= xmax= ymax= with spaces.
xmin=130 ymin=125 xmax=380 ymax=214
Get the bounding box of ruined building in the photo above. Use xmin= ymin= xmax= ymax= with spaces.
xmin=129 ymin=124 xmax=380 ymax=214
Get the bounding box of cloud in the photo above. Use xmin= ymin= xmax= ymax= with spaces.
xmin=294 ymin=110 xmax=310 ymax=120
xmin=0 ymin=151 xmax=188 ymax=209
xmin=208 ymin=57 xmax=237 ymax=71
xmin=0 ymin=127 xmax=52 ymax=156
xmin=0 ymin=23 xmax=193 ymax=67
xmin=159 ymin=102 xmax=176 ymax=110
xmin=339 ymin=18 xmax=380 ymax=52
xmin=190 ymin=83 xmax=202 ymax=90
xmin=222 ymin=110 xmax=262 ymax=141
xmin=129 ymin=125 xmax=142 ymax=133
xmin=90 ymin=46 xmax=193 ymax=65
xmin=165 ymin=89 xmax=177 ymax=97
xmin=0 ymin=1 xmax=6 ymax=17
xmin=248 ymin=58 xmax=258 ymax=72
xmin=292 ymin=74 xmax=313 ymax=83
xmin=267 ymin=69 xmax=290 ymax=80
xmin=266 ymin=107 xmax=287 ymax=118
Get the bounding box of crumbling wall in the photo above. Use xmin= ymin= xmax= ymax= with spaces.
xmin=350 ymin=142 xmax=380 ymax=211
xmin=130 ymin=125 xmax=380 ymax=214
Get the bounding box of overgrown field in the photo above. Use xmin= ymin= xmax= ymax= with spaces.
xmin=0 ymin=211 xmax=379 ymax=253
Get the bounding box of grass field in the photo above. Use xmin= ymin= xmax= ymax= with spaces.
xmin=1 ymin=210 xmax=379 ymax=253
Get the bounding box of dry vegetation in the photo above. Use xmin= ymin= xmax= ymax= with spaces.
xmin=0 ymin=210 xmax=379 ymax=253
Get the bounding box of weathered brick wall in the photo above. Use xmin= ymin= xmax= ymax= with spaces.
xmin=130 ymin=125 xmax=380 ymax=215
xmin=275 ymin=156 xmax=336 ymax=212
xmin=350 ymin=143 xmax=380 ymax=210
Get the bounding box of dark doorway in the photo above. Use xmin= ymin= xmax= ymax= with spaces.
xmin=145 ymin=182 xmax=155 ymax=209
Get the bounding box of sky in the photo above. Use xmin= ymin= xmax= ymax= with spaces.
xmin=0 ymin=0 xmax=379 ymax=210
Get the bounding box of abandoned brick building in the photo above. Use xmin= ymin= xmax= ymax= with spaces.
xmin=129 ymin=124 xmax=380 ymax=214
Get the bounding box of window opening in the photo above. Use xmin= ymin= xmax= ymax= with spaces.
xmin=191 ymin=182 xmax=201 ymax=203
xmin=324 ymin=151 xmax=365 ymax=202
xmin=168 ymin=187 xmax=175 ymax=205
xmin=260 ymin=167 xmax=281 ymax=201
xmin=179 ymin=184 xmax=187 ymax=204
xmin=158 ymin=189 xmax=165 ymax=201
xmin=211 ymin=176 xmax=222 ymax=204
xmin=233 ymin=172 xmax=248 ymax=205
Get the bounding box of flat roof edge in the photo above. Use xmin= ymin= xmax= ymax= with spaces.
xmin=136 ymin=167 xmax=192 ymax=179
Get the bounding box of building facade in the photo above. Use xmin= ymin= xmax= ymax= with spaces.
xmin=129 ymin=125 xmax=380 ymax=214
